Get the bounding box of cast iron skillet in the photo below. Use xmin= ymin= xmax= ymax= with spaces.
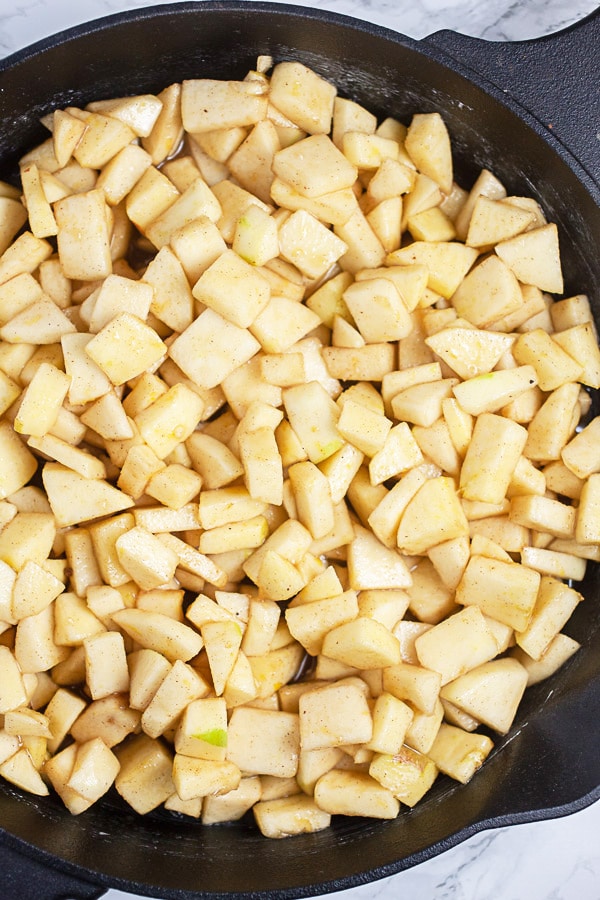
xmin=0 ymin=3 xmax=599 ymax=898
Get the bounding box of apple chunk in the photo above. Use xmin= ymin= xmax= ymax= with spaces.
xmin=42 ymin=462 xmax=134 ymax=528
xmin=440 ymin=658 xmax=528 ymax=734
xmin=397 ymin=476 xmax=468 ymax=555
xmin=405 ymin=112 xmax=453 ymax=194
xmin=55 ymin=190 xmax=112 ymax=281
xmin=168 ymin=308 xmax=261 ymax=390
xmin=495 ymin=223 xmax=563 ymax=294
xmin=85 ymin=312 xmax=167 ymax=386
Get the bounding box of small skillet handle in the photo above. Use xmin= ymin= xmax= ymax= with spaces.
xmin=426 ymin=7 xmax=600 ymax=187
xmin=0 ymin=837 xmax=105 ymax=900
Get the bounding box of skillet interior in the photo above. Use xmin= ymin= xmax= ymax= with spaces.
xmin=0 ymin=4 xmax=599 ymax=897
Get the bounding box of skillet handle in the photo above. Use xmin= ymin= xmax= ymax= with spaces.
xmin=425 ymin=7 xmax=600 ymax=186
xmin=0 ymin=838 xmax=105 ymax=900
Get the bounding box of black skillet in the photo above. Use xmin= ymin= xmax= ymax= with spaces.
xmin=0 ymin=3 xmax=599 ymax=898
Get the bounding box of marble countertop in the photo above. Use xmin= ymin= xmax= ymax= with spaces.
xmin=1 ymin=1 xmax=599 ymax=899
xmin=0 ymin=0 xmax=599 ymax=48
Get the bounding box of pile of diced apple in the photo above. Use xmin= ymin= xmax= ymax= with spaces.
xmin=0 ymin=55 xmax=597 ymax=839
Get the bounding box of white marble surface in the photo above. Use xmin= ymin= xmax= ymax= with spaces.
xmin=1 ymin=1 xmax=599 ymax=898
xmin=1 ymin=0 xmax=600 ymax=53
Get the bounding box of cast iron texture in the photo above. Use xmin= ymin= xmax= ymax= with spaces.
xmin=0 ymin=4 xmax=599 ymax=899
xmin=427 ymin=9 xmax=600 ymax=188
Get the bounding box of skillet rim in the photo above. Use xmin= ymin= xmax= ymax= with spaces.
xmin=0 ymin=3 xmax=599 ymax=898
